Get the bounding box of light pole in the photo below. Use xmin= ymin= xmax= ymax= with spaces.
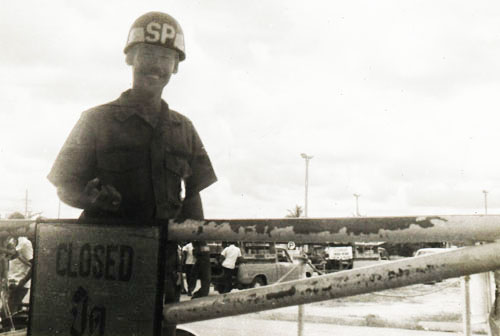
xmin=298 ymin=153 xmax=313 ymax=336
xmin=300 ymin=153 xmax=313 ymax=217
xmin=353 ymin=193 xmax=361 ymax=217
xmin=482 ymin=190 xmax=488 ymax=215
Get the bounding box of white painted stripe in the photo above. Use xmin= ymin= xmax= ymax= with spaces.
xmin=174 ymin=32 xmax=184 ymax=52
xmin=127 ymin=27 xmax=145 ymax=44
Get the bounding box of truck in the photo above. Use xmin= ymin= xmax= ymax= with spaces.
xmin=211 ymin=243 xmax=315 ymax=293
xmin=305 ymin=244 xmax=354 ymax=273
xmin=324 ymin=245 xmax=354 ymax=271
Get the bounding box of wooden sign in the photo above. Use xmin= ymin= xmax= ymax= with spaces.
xmin=29 ymin=222 xmax=164 ymax=336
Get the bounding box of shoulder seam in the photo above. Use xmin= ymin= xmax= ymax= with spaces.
xmin=168 ymin=108 xmax=192 ymax=124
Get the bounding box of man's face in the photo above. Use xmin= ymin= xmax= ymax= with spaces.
xmin=130 ymin=43 xmax=179 ymax=92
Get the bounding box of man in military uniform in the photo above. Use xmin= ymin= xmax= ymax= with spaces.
xmin=48 ymin=12 xmax=217 ymax=335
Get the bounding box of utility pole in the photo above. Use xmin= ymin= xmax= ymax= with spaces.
xmin=482 ymin=190 xmax=488 ymax=215
xmin=353 ymin=193 xmax=361 ymax=217
xmin=25 ymin=189 xmax=29 ymax=218
xmin=298 ymin=153 xmax=313 ymax=336
xmin=300 ymin=153 xmax=313 ymax=217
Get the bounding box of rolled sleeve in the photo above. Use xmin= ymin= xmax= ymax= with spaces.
xmin=47 ymin=111 xmax=97 ymax=189
xmin=186 ymin=125 xmax=217 ymax=195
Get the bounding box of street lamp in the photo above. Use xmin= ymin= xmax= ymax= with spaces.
xmin=300 ymin=153 xmax=313 ymax=217
xmin=482 ymin=190 xmax=488 ymax=215
xmin=353 ymin=193 xmax=361 ymax=217
xmin=299 ymin=152 xmax=312 ymax=336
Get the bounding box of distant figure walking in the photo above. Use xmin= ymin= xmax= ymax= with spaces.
xmin=220 ymin=242 xmax=242 ymax=293
xmin=191 ymin=242 xmax=211 ymax=299
xmin=182 ymin=242 xmax=196 ymax=296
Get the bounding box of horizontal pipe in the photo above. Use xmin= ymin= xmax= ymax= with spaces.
xmin=0 ymin=219 xmax=36 ymax=239
xmin=164 ymin=242 xmax=500 ymax=324
xmin=168 ymin=215 xmax=500 ymax=243
xmin=2 ymin=215 xmax=500 ymax=243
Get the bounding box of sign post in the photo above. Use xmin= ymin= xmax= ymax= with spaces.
xmin=29 ymin=222 xmax=165 ymax=336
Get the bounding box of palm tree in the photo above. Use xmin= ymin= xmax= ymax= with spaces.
xmin=286 ymin=205 xmax=303 ymax=218
xmin=8 ymin=211 xmax=25 ymax=219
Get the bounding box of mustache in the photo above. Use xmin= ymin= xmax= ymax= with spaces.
xmin=137 ymin=67 xmax=167 ymax=77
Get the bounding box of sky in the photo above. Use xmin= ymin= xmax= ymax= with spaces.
xmin=1 ymin=1 xmax=500 ymax=220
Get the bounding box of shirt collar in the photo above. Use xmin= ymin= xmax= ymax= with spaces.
xmin=112 ymin=89 xmax=181 ymax=126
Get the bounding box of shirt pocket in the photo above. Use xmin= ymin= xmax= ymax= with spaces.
xmin=97 ymin=150 xmax=147 ymax=172
xmin=164 ymin=152 xmax=192 ymax=179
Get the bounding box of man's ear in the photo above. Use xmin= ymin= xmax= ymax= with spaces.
xmin=125 ymin=51 xmax=134 ymax=66
xmin=173 ymin=59 xmax=179 ymax=74
xmin=125 ymin=46 xmax=138 ymax=66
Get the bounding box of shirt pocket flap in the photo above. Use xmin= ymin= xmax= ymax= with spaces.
xmin=165 ymin=152 xmax=192 ymax=179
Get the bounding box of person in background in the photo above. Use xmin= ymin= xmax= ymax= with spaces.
xmin=176 ymin=244 xmax=186 ymax=297
xmin=220 ymin=242 xmax=242 ymax=293
xmin=7 ymin=237 xmax=32 ymax=313
xmin=191 ymin=241 xmax=211 ymax=299
xmin=182 ymin=242 xmax=196 ymax=296
xmin=0 ymin=236 xmax=33 ymax=331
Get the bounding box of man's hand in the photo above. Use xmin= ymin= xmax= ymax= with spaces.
xmin=82 ymin=178 xmax=122 ymax=212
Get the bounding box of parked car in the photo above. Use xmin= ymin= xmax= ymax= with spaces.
xmin=413 ymin=247 xmax=457 ymax=284
xmin=211 ymin=244 xmax=315 ymax=292
xmin=413 ymin=247 xmax=454 ymax=257
xmin=324 ymin=245 xmax=354 ymax=271
xmin=304 ymin=244 xmax=355 ymax=273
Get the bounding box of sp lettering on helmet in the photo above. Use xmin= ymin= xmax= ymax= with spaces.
xmin=124 ymin=12 xmax=186 ymax=61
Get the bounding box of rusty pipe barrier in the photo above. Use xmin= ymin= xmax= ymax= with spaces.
xmin=2 ymin=215 xmax=500 ymax=243
xmin=164 ymin=242 xmax=500 ymax=324
xmin=0 ymin=219 xmax=36 ymax=239
xmin=168 ymin=215 xmax=500 ymax=243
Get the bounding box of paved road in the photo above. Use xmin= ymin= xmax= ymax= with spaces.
xmin=181 ymin=316 xmax=462 ymax=336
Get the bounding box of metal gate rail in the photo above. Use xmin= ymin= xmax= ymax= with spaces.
xmin=2 ymin=215 xmax=500 ymax=243
xmin=164 ymin=242 xmax=500 ymax=324
xmin=167 ymin=215 xmax=500 ymax=243
xmin=0 ymin=217 xmax=499 ymax=328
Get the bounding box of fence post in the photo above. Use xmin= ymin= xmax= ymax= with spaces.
xmin=463 ymin=275 xmax=472 ymax=336
xmin=297 ymin=255 xmax=306 ymax=336
xmin=471 ymin=272 xmax=493 ymax=324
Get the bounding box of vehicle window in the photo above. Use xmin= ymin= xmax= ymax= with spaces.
xmin=277 ymin=250 xmax=288 ymax=262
